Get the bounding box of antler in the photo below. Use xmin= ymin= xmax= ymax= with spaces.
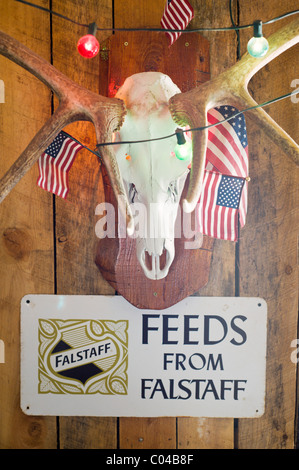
xmin=169 ymin=17 xmax=299 ymax=213
xmin=0 ymin=30 xmax=134 ymax=235
xmin=1 ymin=19 xmax=298 ymax=228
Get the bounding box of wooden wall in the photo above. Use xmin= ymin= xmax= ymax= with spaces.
xmin=0 ymin=0 xmax=298 ymax=449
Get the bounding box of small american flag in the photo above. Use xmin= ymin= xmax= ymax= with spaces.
xmin=37 ymin=131 xmax=83 ymax=198
xmin=161 ymin=0 xmax=194 ymax=46
xmin=197 ymin=106 xmax=249 ymax=241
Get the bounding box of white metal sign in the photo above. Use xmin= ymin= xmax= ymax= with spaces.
xmin=21 ymin=295 xmax=267 ymax=417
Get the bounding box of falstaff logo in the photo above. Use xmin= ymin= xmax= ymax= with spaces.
xmin=38 ymin=319 xmax=128 ymax=394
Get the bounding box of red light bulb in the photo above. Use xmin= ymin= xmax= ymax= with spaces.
xmin=77 ymin=22 xmax=99 ymax=58
xmin=77 ymin=34 xmax=99 ymax=58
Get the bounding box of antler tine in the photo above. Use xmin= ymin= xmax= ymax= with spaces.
xmin=170 ymin=17 xmax=299 ymax=213
xmin=0 ymin=30 xmax=135 ymax=232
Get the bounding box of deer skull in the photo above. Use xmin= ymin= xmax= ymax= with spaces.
xmin=113 ymin=72 xmax=192 ymax=280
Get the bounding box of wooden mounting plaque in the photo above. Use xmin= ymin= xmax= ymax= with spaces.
xmin=95 ymin=31 xmax=213 ymax=309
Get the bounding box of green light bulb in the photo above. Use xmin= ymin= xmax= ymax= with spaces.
xmin=174 ymin=141 xmax=192 ymax=161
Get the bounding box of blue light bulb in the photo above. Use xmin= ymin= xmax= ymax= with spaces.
xmin=247 ymin=20 xmax=269 ymax=58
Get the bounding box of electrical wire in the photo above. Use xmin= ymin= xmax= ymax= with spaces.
xmin=11 ymin=0 xmax=299 ymax=155
xmin=229 ymin=0 xmax=241 ymax=59
xmin=94 ymin=88 xmax=298 ymax=150
xmin=56 ymin=86 xmax=298 ymax=160
xmin=15 ymin=0 xmax=87 ymax=27
xmin=14 ymin=0 xmax=299 ymax=33
xmin=62 ymin=133 xmax=102 ymax=160
xmin=51 ymin=90 xmax=299 ymax=158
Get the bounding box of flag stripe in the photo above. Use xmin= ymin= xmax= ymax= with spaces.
xmin=197 ymin=171 xmax=245 ymax=241
xmin=207 ymin=109 xmax=248 ymax=177
xmin=163 ymin=3 xmax=187 ymax=27
xmin=161 ymin=0 xmax=194 ymax=46
xmin=169 ymin=0 xmax=191 ymax=26
xmin=61 ymin=143 xmax=82 ymax=197
xmin=207 ymin=129 xmax=246 ymax=176
xmin=51 ymin=138 xmax=71 ymax=195
xmin=37 ymin=132 xmax=83 ymax=199
xmin=197 ymin=172 xmax=240 ymax=241
xmin=54 ymin=140 xmax=82 ymax=197
xmin=196 ymin=105 xmax=249 ymax=242
xmin=239 ymin=180 xmax=248 ymax=227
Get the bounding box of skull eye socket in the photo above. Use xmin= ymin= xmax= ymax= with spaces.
xmin=129 ymin=183 xmax=137 ymax=203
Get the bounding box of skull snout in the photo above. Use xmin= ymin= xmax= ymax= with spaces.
xmin=136 ymin=237 xmax=175 ymax=280
xmin=135 ymin=201 xmax=178 ymax=280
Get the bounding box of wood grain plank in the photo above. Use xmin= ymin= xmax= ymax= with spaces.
xmin=114 ymin=1 xmax=166 ymax=29
xmin=0 ymin=0 xmax=57 ymax=449
xmin=51 ymin=0 xmax=117 ymax=449
xmin=177 ymin=0 xmax=238 ymax=449
xmin=1 ymin=0 xmax=294 ymax=451
xmin=59 ymin=417 xmax=117 ymax=449
xmin=119 ymin=418 xmax=176 ymax=449
xmin=178 ymin=417 xmax=234 ymax=449
xmin=113 ymin=0 xmax=180 ymax=449
xmin=237 ymin=0 xmax=299 ymax=449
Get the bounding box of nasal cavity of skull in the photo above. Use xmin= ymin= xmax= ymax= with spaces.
xmin=144 ymin=247 xmax=167 ymax=272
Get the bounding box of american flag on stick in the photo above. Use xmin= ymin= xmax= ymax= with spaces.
xmin=161 ymin=0 xmax=194 ymax=46
xmin=37 ymin=131 xmax=83 ymax=199
xmin=197 ymin=105 xmax=249 ymax=241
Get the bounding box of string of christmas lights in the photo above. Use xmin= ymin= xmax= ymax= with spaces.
xmin=14 ymin=0 xmax=299 ymax=32
xmin=66 ymin=88 xmax=298 ymax=159
xmin=7 ymin=0 xmax=299 ymax=155
xmin=14 ymin=0 xmax=299 ymax=58
xmin=95 ymin=88 xmax=299 ymax=149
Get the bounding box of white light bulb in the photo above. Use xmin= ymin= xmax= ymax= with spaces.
xmin=247 ymin=20 xmax=269 ymax=58
xmin=247 ymin=36 xmax=269 ymax=58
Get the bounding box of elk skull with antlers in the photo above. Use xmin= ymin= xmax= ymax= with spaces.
xmin=0 ymin=18 xmax=298 ymax=278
